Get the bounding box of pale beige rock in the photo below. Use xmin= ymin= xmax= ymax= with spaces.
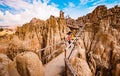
xmin=8 ymin=60 xmax=20 ymax=76
xmin=0 ymin=53 xmax=11 ymax=76
xmin=76 ymin=5 xmax=120 ymax=76
xmin=115 ymin=64 xmax=120 ymax=76
xmin=69 ymin=57 xmax=92 ymax=76
xmin=16 ymin=52 xmax=44 ymax=76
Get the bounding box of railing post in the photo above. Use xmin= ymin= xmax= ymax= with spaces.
xmin=38 ymin=51 xmax=41 ymax=60
xmin=65 ymin=49 xmax=67 ymax=76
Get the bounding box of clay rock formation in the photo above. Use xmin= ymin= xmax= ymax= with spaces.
xmin=8 ymin=60 xmax=20 ymax=76
xmin=6 ymin=42 xmax=30 ymax=61
xmin=6 ymin=18 xmax=45 ymax=60
xmin=11 ymin=11 xmax=69 ymax=63
xmin=44 ymin=11 xmax=68 ymax=56
xmin=69 ymin=57 xmax=92 ymax=76
xmin=114 ymin=63 xmax=120 ymax=76
xmin=0 ymin=34 xmax=14 ymax=55
xmin=75 ymin=5 xmax=120 ymax=76
xmin=15 ymin=19 xmax=44 ymax=50
xmin=0 ymin=4 xmax=120 ymax=76
xmin=16 ymin=52 xmax=44 ymax=76
xmin=0 ymin=54 xmax=20 ymax=76
xmin=67 ymin=40 xmax=92 ymax=76
xmin=0 ymin=53 xmax=11 ymax=76
xmin=15 ymin=10 xmax=68 ymax=51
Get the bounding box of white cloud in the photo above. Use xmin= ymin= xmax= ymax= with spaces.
xmin=117 ymin=3 xmax=120 ymax=7
xmin=63 ymin=6 xmax=89 ymax=19
xmin=105 ymin=2 xmax=120 ymax=9
xmin=0 ymin=0 xmax=119 ymax=26
xmin=89 ymin=1 xmax=119 ymax=12
xmin=0 ymin=11 xmax=3 ymax=16
xmin=69 ymin=2 xmax=75 ymax=7
xmin=80 ymin=0 xmax=94 ymax=4
xmin=51 ymin=2 xmax=59 ymax=7
xmin=63 ymin=1 xmax=119 ymax=19
xmin=93 ymin=0 xmax=105 ymax=5
xmin=0 ymin=0 xmax=4 ymax=5
xmin=43 ymin=0 xmax=50 ymax=4
xmin=0 ymin=0 xmax=60 ymax=26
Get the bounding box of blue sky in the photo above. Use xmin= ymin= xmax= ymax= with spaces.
xmin=0 ymin=0 xmax=120 ymax=26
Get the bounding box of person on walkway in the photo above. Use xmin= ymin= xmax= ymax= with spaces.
xmin=65 ymin=31 xmax=75 ymax=49
xmin=66 ymin=31 xmax=72 ymax=45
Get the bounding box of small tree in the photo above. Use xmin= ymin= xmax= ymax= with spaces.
xmin=0 ymin=28 xmax=3 ymax=32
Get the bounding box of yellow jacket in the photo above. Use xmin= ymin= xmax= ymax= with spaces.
xmin=71 ymin=34 xmax=74 ymax=40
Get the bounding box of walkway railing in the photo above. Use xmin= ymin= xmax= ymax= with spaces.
xmin=65 ymin=58 xmax=77 ymax=76
xmin=64 ymin=24 xmax=85 ymax=76
xmin=36 ymin=23 xmax=86 ymax=75
xmin=36 ymin=40 xmax=65 ymax=64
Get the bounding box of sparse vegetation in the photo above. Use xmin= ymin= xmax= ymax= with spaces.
xmin=0 ymin=28 xmax=3 ymax=32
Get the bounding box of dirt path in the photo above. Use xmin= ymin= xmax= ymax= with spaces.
xmin=44 ymin=44 xmax=78 ymax=76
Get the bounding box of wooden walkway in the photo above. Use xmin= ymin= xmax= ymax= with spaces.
xmin=44 ymin=44 xmax=78 ymax=76
xmin=40 ymin=25 xmax=86 ymax=76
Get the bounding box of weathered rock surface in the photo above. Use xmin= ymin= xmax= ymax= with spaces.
xmin=8 ymin=60 xmax=20 ymax=76
xmin=114 ymin=63 xmax=120 ymax=76
xmin=69 ymin=57 xmax=92 ymax=76
xmin=16 ymin=52 xmax=44 ymax=76
xmin=0 ymin=53 xmax=11 ymax=76
xmin=66 ymin=5 xmax=120 ymax=76
xmin=6 ymin=11 xmax=69 ymax=63
xmin=75 ymin=5 xmax=120 ymax=76
xmin=0 ymin=5 xmax=120 ymax=76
